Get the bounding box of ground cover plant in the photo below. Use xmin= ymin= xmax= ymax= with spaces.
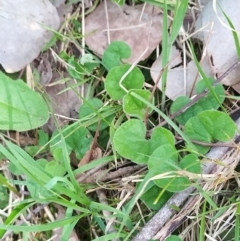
xmin=1 ymin=0 xmax=240 ymax=241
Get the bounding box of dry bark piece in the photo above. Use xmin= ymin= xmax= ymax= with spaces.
xmin=0 ymin=0 xmax=60 ymax=73
xmin=85 ymin=0 xmax=163 ymax=64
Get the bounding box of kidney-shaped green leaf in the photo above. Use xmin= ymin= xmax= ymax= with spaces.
xmin=45 ymin=160 xmax=66 ymax=177
xmin=0 ymin=72 xmax=49 ymax=131
xmin=113 ymin=119 xmax=149 ymax=164
xmin=105 ymin=64 xmax=144 ymax=100
xmin=148 ymin=148 xmax=201 ymax=192
xmin=102 ymin=41 xmax=131 ymax=70
xmin=184 ymin=110 xmax=236 ymax=147
xmin=123 ymin=89 xmax=153 ymax=119
xmin=113 ymin=119 xmax=176 ymax=164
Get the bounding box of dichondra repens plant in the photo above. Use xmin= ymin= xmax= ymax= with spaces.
xmin=103 ymin=40 xmax=236 ymax=207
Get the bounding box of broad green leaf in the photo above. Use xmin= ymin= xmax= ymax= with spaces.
xmin=171 ymin=79 xmax=225 ymax=125
xmin=45 ymin=160 xmax=66 ymax=177
xmin=102 ymin=41 xmax=131 ymax=70
xmin=184 ymin=110 xmax=236 ymax=153
xmin=195 ymin=77 xmax=213 ymax=93
xmin=113 ymin=119 xmax=149 ymax=164
xmin=105 ymin=64 xmax=144 ymax=100
xmin=185 ymin=110 xmax=236 ymax=142
xmin=150 ymin=126 xmax=175 ymax=149
xmin=180 ymin=154 xmax=201 ymax=174
xmin=150 ymin=164 xmax=189 ymax=193
xmin=50 ymin=125 xmax=93 ymax=160
xmin=148 ymin=144 xmax=179 ymax=172
xmin=148 ymin=147 xmax=200 ymax=192
xmin=123 ymin=89 xmax=153 ymax=119
xmin=79 ymin=98 xmax=113 ymax=131
xmin=0 ymin=72 xmax=49 ymax=131
xmin=140 ymin=181 xmax=172 ymax=210
xmin=72 ymin=19 xmax=82 ymax=32
xmin=113 ymin=119 xmax=176 ymax=164
xmin=52 ymin=148 xmax=65 ymax=163
xmin=64 ymin=126 xmax=93 ymax=160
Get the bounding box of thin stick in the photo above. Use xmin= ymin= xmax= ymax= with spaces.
xmin=80 ymin=165 xmax=143 ymax=184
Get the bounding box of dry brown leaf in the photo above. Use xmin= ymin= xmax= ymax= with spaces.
xmin=194 ymin=0 xmax=240 ymax=91
xmin=150 ymin=45 xmax=214 ymax=100
xmin=85 ymin=0 xmax=163 ymax=63
xmin=150 ymin=45 xmax=183 ymax=99
xmin=43 ymin=72 xmax=86 ymax=133
xmin=0 ymin=0 xmax=60 ymax=73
